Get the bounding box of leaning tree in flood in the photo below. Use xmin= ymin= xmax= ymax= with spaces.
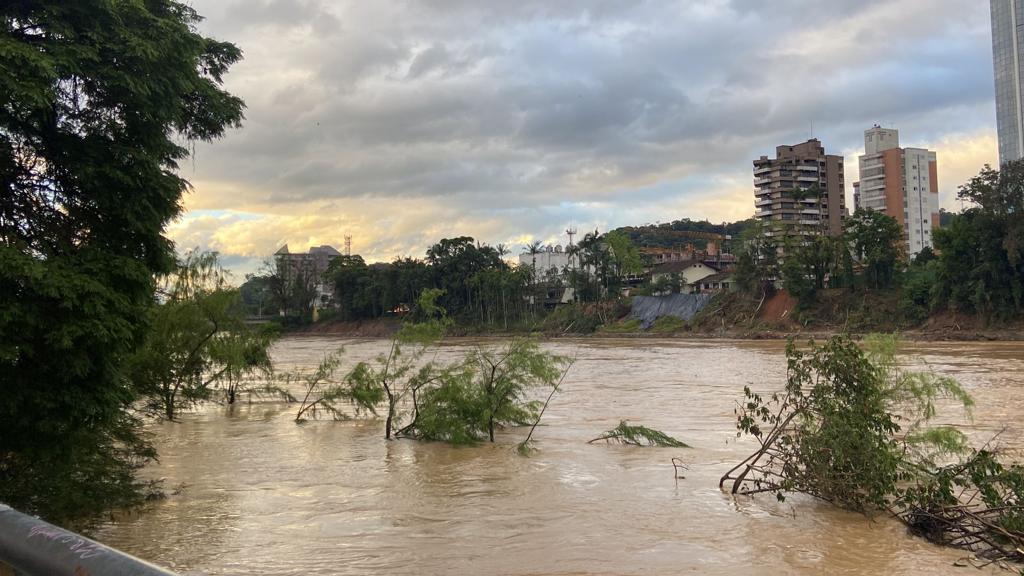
xmin=722 ymin=335 xmax=1024 ymax=569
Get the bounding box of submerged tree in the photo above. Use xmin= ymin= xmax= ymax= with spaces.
xmin=0 ymin=1 xmax=243 ymax=521
xmin=589 ymin=421 xmax=690 ymax=447
xmin=293 ymin=350 xmax=357 ymax=422
xmin=721 ymin=335 xmax=970 ymax=512
xmin=129 ymin=251 xmax=278 ymax=420
xmin=344 ymin=289 xmax=450 ymax=439
xmin=404 ymin=339 xmax=570 ymax=445
xmin=719 ymin=335 xmax=1024 ymax=567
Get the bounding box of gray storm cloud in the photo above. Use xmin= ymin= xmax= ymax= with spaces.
xmin=175 ymin=0 xmax=996 ymax=274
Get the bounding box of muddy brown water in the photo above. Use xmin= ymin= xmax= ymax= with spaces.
xmin=93 ymin=337 xmax=1024 ymax=575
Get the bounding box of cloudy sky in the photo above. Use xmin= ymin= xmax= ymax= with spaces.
xmin=171 ymin=0 xmax=997 ymax=277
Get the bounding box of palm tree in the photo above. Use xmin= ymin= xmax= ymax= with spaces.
xmin=525 ymin=241 xmax=543 ymax=283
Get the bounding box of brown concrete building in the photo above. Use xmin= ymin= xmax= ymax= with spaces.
xmin=753 ymin=139 xmax=846 ymax=240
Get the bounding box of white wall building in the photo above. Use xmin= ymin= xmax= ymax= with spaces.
xmin=518 ymin=245 xmax=573 ymax=280
xmin=853 ymin=126 xmax=939 ymax=258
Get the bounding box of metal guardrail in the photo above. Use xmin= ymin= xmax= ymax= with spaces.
xmin=0 ymin=504 xmax=178 ymax=576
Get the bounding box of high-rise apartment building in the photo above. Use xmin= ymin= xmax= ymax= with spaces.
xmin=992 ymin=0 xmax=1024 ymax=165
xmin=852 ymin=126 xmax=939 ymax=258
xmin=753 ymin=138 xmax=846 ymax=240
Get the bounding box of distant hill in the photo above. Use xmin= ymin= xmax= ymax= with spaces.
xmin=612 ymin=218 xmax=756 ymax=249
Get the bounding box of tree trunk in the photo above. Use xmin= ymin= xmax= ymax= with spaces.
xmin=385 ymin=392 xmax=396 ymax=439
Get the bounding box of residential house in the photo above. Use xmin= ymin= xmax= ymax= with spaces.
xmin=695 ymin=272 xmax=735 ymax=293
xmin=650 ymin=260 xmax=719 ymax=294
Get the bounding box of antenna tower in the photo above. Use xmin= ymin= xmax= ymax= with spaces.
xmin=344 ymin=235 xmax=352 ymax=256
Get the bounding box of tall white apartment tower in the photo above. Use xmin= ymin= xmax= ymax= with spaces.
xmin=992 ymin=0 xmax=1024 ymax=165
xmin=853 ymin=126 xmax=940 ymax=258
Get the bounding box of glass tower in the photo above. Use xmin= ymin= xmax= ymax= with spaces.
xmin=992 ymin=0 xmax=1024 ymax=165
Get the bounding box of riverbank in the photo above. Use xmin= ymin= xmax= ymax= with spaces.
xmin=291 ymin=316 xmax=1023 ymax=342
xmin=291 ymin=290 xmax=1023 ymax=342
xmin=684 ymin=290 xmax=1024 ymax=342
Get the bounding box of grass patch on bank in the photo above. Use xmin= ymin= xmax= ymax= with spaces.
xmin=597 ymin=318 xmax=643 ymax=334
xmin=649 ymin=315 xmax=687 ymax=334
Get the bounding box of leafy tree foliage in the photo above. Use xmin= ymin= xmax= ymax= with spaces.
xmin=722 ymin=334 xmax=1024 ymax=564
xmin=846 ymin=208 xmax=905 ymax=289
xmin=328 ymin=254 xmax=376 ymax=320
xmin=779 ymin=235 xmax=851 ymax=307
xmin=934 ymin=162 xmax=1024 ymax=319
xmin=899 ymin=258 xmax=940 ymax=325
xmin=613 ymin=218 xmax=755 ymax=249
xmin=238 ymin=274 xmax=274 ymax=317
xmin=733 ymin=220 xmax=779 ymax=296
xmin=604 ymin=230 xmax=644 ymax=278
xmin=0 ymin=1 xmax=242 ymax=520
xmin=129 ymin=251 xmax=277 ymax=420
xmin=344 ymin=289 xmax=450 ymax=439
xmin=898 ymin=449 xmax=1024 ymax=565
xmin=566 ymin=230 xmax=642 ymax=301
xmin=293 ymin=292 xmax=571 ymax=447
xmin=722 ymin=335 xmax=971 ymax=513
xmin=588 ymin=421 xmax=689 ymax=447
xmin=323 ymin=237 xmax=539 ymax=327
xmin=406 ymin=339 xmax=569 ymax=444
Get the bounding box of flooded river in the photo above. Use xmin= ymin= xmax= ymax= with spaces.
xmin=94 ymin=337 xmax=1024 ymax=575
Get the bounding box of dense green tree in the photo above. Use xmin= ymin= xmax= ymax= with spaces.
xmin=426 ymin=236 xmax=504 ymax=316
xmin=933 ymin=162 xmax=1024 ymax=319
xmin=604 ymin=230 xmax=643 ymax=278
xmin=911 ymin=246 xmax=937 ymax=267
xmin=733 ymin=220 xmax=779 ymax=296
xmin=899 ymin=259 xmax=940 ymax=325
xmin=845 ymin=208 xmax=904 ymax=289
xmin=328 ymin=254 xmax=376 ymax=320
xmin=0 ymin=1 xmax=243 ymax=520
xmin=239 ymin=274 xmax=274 ymax=317
xmin=723 ymin=335 xmax=971 ymax=512
xmin=780 ymin=245 xmax=816 ymax=306
xmin=613 ymin=218 xmax=755 ymax=250
xmin=779 ymin=235 xmax=848 ymax=306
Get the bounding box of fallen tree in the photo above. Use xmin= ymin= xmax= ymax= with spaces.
xmin=898 ymin=449 xmax=1024 ymax=568
xmin=721 ymin=335 xmax=1023 ymax=569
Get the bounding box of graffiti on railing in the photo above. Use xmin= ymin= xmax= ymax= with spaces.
xmin=26 ymin=525 xmax=107 ymax=561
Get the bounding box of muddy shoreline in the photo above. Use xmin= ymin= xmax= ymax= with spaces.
xmin=292 ymin=319 xmax=1023 ymax=342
